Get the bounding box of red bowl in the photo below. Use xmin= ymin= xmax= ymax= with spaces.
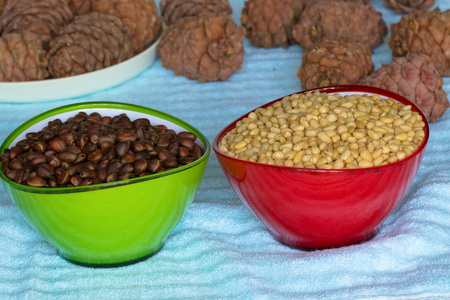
xmin=213 ymin=85 xmax=429 ymax=249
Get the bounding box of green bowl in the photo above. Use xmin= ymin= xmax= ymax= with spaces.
xmin=0 ymin=101 xmax=210 ymax=267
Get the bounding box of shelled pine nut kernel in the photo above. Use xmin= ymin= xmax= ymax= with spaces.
xmin=219 ymin=91 xmax=426 ymax=169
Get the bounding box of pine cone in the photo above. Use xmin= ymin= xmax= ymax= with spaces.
xmin=158 ymin=13 xmax=245 ymax=82
xmin=241 ymin=0 xmax=312 ymax=49
xmin=92 ymin=0 xmax=162 ymax=54
xmin=0 ymin=32 xmax=49 ymax=82
xmin=388 ymin=8 xmax=450 ymax=77
xmin=292 ymin=1 xmax=388 ymax=50
xmin=0 ymin=0 xmax=5 ymax=16
xmin=320 ymin=0 xmax=371 ymax=5
xmin=384 ymin=0 xmax=435 ymax=14
xmin=69 ymin=0 xmax=93 ymax=15
xmin=0 ymin=0 xmax=74 ymax=41
xmin=298 ymin=38 xmax=374 ymax=89
xmin=360 ymin=53 xmax=449 ymax=122
xmin=47 ymin=12 xmax=134 ymax=78
xmin=160 ymin=0 xmax=232 ymax=26
xmin=0 ymin=0 xmax=5 ymax=33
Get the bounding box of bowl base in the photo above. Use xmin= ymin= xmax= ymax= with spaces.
xmin=58 ymin=245 xmax=164 ymax=268
xmin=272 ymin=224 xmax=382 ymax=250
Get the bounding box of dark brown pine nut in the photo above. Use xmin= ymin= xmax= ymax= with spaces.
xmin=9 ymin=146 xmax=22 ymax=159
xmin=116 ymin=141 xmax=130 ymax=157
xmin=36 ymin=164 xmax=54 ymax=179
xmin=106 ymin=172 xmax=118 ymax=183
xmin=119 ymin=163 xmax=134 ymax=175
xmin=107 ymin=159 xmax=122 ymax=174
xmin=27 ymin=176 xmax=46 ymax=187
xmin=1 ymin=112 xmax=204 ymax=187
xmin=70 ymin=175 xmax=82 ymax=187
xmin=49 ymin=137 xmax=67 ymax=153
xmin=147 ymin=159 xmax=161 ymax=173
xmin=134 ymin=159 xmax=148 ymax=175
xmin=58 ymin=152 xmax=78 ymax=163
xmin=9 ymin=159 xmax=23 ymax=170
xmin=87 ymin=149 xmax=103 ymax=164
xmin=178 ymin=131 xmax=197 ymax=141
xmin=121 ymin=152 xmax=136 ymax=165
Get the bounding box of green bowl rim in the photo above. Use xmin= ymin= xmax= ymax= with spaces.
xmin=0 ymin=101 xmax=211 ymax=194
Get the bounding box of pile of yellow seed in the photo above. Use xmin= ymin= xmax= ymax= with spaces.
xmin=219 ymin=91 xmax=426 ymax=169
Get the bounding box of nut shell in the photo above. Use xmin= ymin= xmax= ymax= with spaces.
xmin=47 ymin=12 xmax=134 ymax=78
xmin=160 ymin=0 xmax=232 ymax=26
xmin=360 ymin=53 xmax=449 ymax=122
xmin=298 ymin=38 xmax=374 ymax=89
xmin=241 ymin=0 xmax=312 ymax=49
xmin=92 ymin=0 xmax=162 ymax=54
xmin=388 ymin=8 xmax=450 ymax=77
xmin=292 ymin=1 xmax=388 ymax=50
xmin=0 ymin=32 xmax=49 ymax=82
xmin=158 ymin=13 xmax=245 ymax=82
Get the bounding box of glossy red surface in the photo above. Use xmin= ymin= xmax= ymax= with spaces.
xmin=213 ymin=85 xmax=429 ymax=249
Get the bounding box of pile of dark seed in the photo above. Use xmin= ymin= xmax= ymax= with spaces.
xmin=0 ymin=111 xmax=205 ymax=188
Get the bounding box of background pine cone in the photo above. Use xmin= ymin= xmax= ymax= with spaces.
xmin=360 ymin=53 xmax=449 ymax=122
xmin=241 ymin=0 xmax=312 ymax=49
xmin=292 ymin=1 xmax=388 ymax=50
xmin=92 ymin=0 xmax=162 ymax=54
xmin=0 ymin=0 xmax=74 ymax=41
xmin=384 ymin=0 xmax=436 ymax=14
xmin=0 ymin=32 xmax=49 ymax=82
xmin=69 ymin=0 xmax=93 ymax=15
xmin=158 ymin=13 xmax=245 ymax=82
xmin=47 ymin=12 xmax=133 ymax=78
xmin=0 ymin=0 xmax=5 ymax=33
xmin=0 ymin=0 xmax=5 ymax=16
xmin=160 ymin=0 xmax=232 ymax=26
xmin=388 ymin=8 xmax=450 ymax=77
xmin=319 ymin=0 xmax=371 ymax=5
xmin=298 ymin=38 xmax=374 ymax=89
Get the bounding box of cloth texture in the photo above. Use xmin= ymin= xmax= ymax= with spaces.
xmin=0 ymin=1 xmax=449 ymax=299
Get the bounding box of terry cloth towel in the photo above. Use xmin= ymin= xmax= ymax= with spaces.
xmin=0 ymin=0 xmax=449 ymax=299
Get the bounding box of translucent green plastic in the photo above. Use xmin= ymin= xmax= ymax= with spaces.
xmin=0 ymin=102 xmax=210 ymax=266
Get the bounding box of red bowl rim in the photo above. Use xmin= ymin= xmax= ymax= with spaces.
xmin=213 ymin=85 xmax=430 ymax=174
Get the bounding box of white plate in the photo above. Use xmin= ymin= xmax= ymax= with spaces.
xmin=0 ymin=38 xmax=160 ymax=103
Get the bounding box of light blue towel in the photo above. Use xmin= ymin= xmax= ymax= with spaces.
xmin=0 ymin=1 xmax=449 ymax=299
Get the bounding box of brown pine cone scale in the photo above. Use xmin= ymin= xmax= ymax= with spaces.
xmin=47 ymin=12 xmax=133 ymax=78
xmin=388 ymin=8 xmax=450 ymax=77
xmin=292 ymin=1 xmax=388 ymax=50
xmin=1 ymin=0 xmax=74 ymax=41
xmin=384 ymin=0 xmax=436 ymax=14
xmin=0 ymin=32 xmax=49 ymax=82
xmin=69 ymin=0 xmax=93 ymax=15
xmin=360 ymin=53 xmax=449 ymax=122
xmin=160 ymin=0 xmax=232 ymax=26
xmin=0 ymin=0 xmax=5 ymax=33
xmin=158 ymin=13 xmax=245 ymax=82
xmin=298 ymin=39 xmax=374 ymax=90
xmin=241 ymin=0 xmax=312 ymax=49
xmin=92 ymin=0 xmax=162 ymax=54
xmin=319 ymin=0 xmax=371 ymax=5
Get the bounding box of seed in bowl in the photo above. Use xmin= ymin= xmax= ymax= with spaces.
xmin=219 ymin=91 xmax=426 ymax=169
xmin=0 ymin=112 xmax=205 ymax=187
